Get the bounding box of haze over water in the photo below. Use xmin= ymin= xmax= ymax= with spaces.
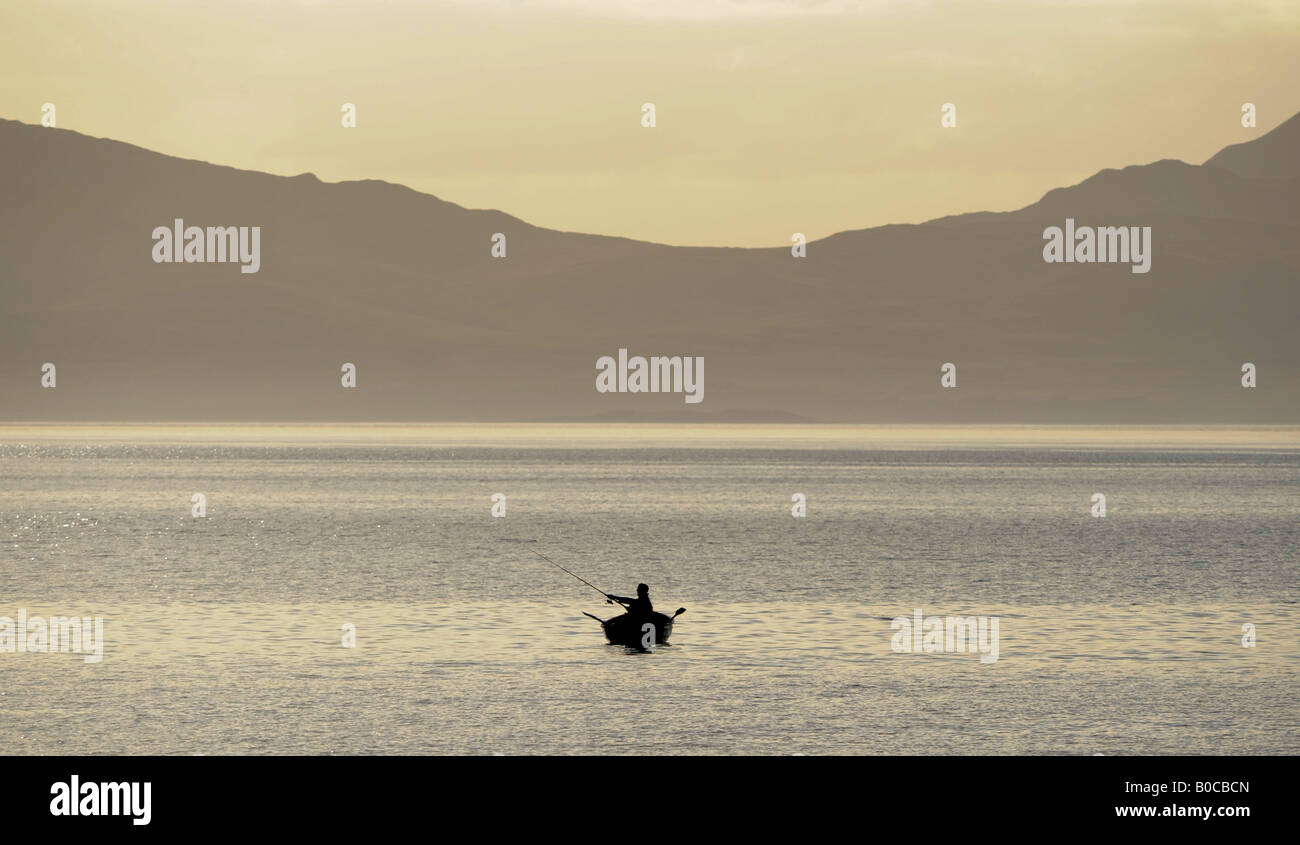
xmin=2 ymin=424 xmax=1296 ymax=754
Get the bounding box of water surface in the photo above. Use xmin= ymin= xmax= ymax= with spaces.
xmin=1 ymin=425 xmax=1296 ymax=754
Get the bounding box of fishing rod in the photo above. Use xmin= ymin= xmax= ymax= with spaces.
xmin=527 ymin=548 xmax=612 ymax=602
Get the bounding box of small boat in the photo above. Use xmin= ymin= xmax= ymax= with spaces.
xmin=585 ymin=607 xmax=686 ymax=648
xmin=523 ymin=547 xmax=687 ymax=648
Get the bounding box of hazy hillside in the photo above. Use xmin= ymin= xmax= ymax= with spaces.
xmin=1 ymin=115 xmax=1296 ymax=422
xmin=1204 ymin=111 xmax=1300 ymax=181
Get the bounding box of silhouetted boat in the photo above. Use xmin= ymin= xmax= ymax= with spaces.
xmin=524 ymin=547 xmax=687 ymax=648
xmin=585 ymin=607 xmax=686 ymax=647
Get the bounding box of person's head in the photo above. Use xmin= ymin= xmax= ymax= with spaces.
xmin=636 ymin=583 xmax=649 ymax=597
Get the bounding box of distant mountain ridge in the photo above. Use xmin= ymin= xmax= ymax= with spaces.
xmin=1204 ymin=111 xmax=1300 ymax=181
xmin=1 ymin=114 xmax=1296 ymax=422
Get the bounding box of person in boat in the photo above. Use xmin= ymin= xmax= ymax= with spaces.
xmin=605 ymin=583 xmax=653 ymax=617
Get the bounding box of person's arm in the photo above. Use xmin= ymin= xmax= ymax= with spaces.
xmin=605 ymin=594 xmax=631 ymax=605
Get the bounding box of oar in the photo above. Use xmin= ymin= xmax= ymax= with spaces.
xmin=581 ymin=612 xmax=606 ymax=625
xmin=671 ymin=608 xmax=686 ymax=619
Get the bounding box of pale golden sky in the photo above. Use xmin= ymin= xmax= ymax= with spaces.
xmin=2 ymin=0 xmax=1297 ymax=246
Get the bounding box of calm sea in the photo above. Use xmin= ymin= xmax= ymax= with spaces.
xmin=1 ymin=425 xmax=1297 ymax=754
